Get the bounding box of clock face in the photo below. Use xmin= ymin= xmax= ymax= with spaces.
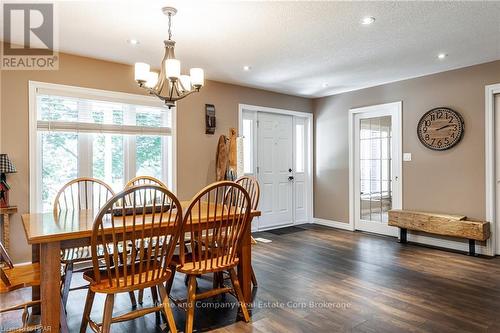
xmin=417 ymin=107 xmax=464 ymax=150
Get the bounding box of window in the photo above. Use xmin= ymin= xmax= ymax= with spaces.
xmin=242 ymin=111 xmax=255 ymax=174
xmin=30 ymin=82 xmax=175 ymax=212
xmin=295 ymin=121 xmax=305 ymax=173
xmin=242 ymin=119 xmax=253 ymax=174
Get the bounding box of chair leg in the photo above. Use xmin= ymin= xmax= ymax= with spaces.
xmin=61 ymin=262 xmax=73 ymax=308
xmin=60 ymin=299 xmax=69 ymax=333
xmin=151 ymin=286 xmax=159 ymax=305
xmin=158 ymin=283 xmax=177 ymax=333
xmin=185 ymin=275 xmax=197 ymax=333
xmin=228 ymin=268 xmax=250 ymax=322
xmin=138 ymin=289 xmax=144 ymax=304
xmin=79 ymin=289 xmax=95 ymax=333
xmin=101 ymin=294 xmax=114 ymax=333
xmin=213 ymin=272 xmax=220 ymax=290
xmin=166 ymin=267 xmax=176 ymax=294
xmin=128 ymin=291 xmax=137 ymax=307
xmin=250 ymin=266 xmax=258 ymax=287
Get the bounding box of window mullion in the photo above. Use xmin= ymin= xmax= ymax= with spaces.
xmin=124 ymin=105 xmax=136 ymax=182
xmin=77 ymin=100 xmax=92 ymax=178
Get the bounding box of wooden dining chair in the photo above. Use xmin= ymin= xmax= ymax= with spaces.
xmin=235 ymin=176 xmax=260 ymax=286
xmin=80 ymin=185 xmax=183 ymax=333
xmin=168 ymin=181 xmax=252 ymax=333
xmin=54 ymin=177 xmax=137 ymax=307
xmin=213 ymin=176 xmax=260 ymax=289
xmin=125 ymin=175 xmax=168 ymax=189
xmin=0 ymin=241 xmax=68 ymax=332
xmin=125 ymin=175 xmax=169 ymax=304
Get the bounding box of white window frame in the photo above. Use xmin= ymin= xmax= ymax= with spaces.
xmin=28 ymin=81 xmax=177 ymax=213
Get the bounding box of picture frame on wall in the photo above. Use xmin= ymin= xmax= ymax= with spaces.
xmin=206 ymin=104 xmax=216 ymax=134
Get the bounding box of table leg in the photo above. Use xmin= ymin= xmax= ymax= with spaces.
xmin=238 ymin=223 xmax=252 ymax=304
xmin=32 ymin=244 xmax=41 ymax=315
xmin=41 ymin=242 xmax=61 ymax=332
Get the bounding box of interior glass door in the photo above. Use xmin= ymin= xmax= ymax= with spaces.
xmin=353 ymin=104 xmax=401 ymax=237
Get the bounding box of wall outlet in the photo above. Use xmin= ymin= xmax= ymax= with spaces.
xmin=403 ymin=153 xmax=412 ymax=162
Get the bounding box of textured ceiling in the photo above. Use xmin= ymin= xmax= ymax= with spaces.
xmin=5 ymin=0 xmax=500 ymax=97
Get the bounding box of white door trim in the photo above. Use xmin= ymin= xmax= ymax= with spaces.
xmin=349 ymin=101 xmax=403 ymax=233
xmin=485 ymin=83 xmax=500 ymax=256
xmin=238 ymin=104 xmax=314 ymax=226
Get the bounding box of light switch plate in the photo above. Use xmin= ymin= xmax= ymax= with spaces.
xmin=403 ymin=153 xmax=412 ymax=162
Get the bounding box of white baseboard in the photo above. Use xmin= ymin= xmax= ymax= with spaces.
xmin=313 ymin=218 xmax=354 ymax=231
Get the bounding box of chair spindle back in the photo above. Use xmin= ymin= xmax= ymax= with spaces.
xmin=235 ymin=176 xmax=260 ymax=210
xmin=91 ymin=185 xmax=183 ymax=289
xmin=181 ymin=181 xmax=251 ymax=272
xmin=53 ymin=178 xmax=115 ymax=215
xmin=125 ymin=176 xmax=168 ymax=207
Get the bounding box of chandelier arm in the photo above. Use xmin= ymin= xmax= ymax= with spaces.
xmin=168 ymin=81 xmax=175 ymax=101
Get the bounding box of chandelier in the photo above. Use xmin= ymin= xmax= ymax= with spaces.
xmin=134 ymin=6 xmax=204 ymax=108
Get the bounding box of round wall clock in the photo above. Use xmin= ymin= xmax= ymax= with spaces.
xmin=417 ymin=107 xmax=464 ymax=151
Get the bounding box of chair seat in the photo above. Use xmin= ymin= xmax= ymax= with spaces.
xmin=0 ymin=263 xmax=40 ymax=293
xmin=172 ymin=253 xmax=239 ymax=274
xmin=83 ymin=260 xmax=172 ymax=293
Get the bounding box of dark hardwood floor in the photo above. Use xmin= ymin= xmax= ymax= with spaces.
xmin=3 ymin=224 xmax=500 ymax=332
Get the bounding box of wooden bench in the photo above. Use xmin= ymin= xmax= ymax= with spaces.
xmin=388 ymin=209 xmax=490 ymax=256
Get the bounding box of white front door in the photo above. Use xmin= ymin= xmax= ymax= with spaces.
xmin=257 ymin=112 xmax=294 ymax=230
xmin=352 ymin=102 xmax=402 ymax=237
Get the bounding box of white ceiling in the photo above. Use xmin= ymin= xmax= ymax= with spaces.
xmin=8 ymin=1 xmax=500 ymax=97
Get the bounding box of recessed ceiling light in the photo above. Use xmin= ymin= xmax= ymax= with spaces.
xmin=438 ymin=53 xmax=447 ymax=60
xmin=361 ymin=16 xmax=376 ymax=25
xmin=243 ymin=65 xmax=251 ymax=71
xmin=127 ymin=39 xmax=140 ymax=45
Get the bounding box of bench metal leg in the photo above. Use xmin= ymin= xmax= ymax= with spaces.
xmin=468 ymin=239 xmax=476 ymax=256
xmin=399 ymin=228 xmax=407 ymax=244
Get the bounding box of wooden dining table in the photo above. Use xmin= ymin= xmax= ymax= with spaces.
xmin=22 ymin=201 xmax=260 ymax=333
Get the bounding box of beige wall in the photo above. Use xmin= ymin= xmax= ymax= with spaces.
xmin=314 ymin=60 xmax=500 ymax=224
xmin=0 ymin=51 xmax=312 ymax=263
